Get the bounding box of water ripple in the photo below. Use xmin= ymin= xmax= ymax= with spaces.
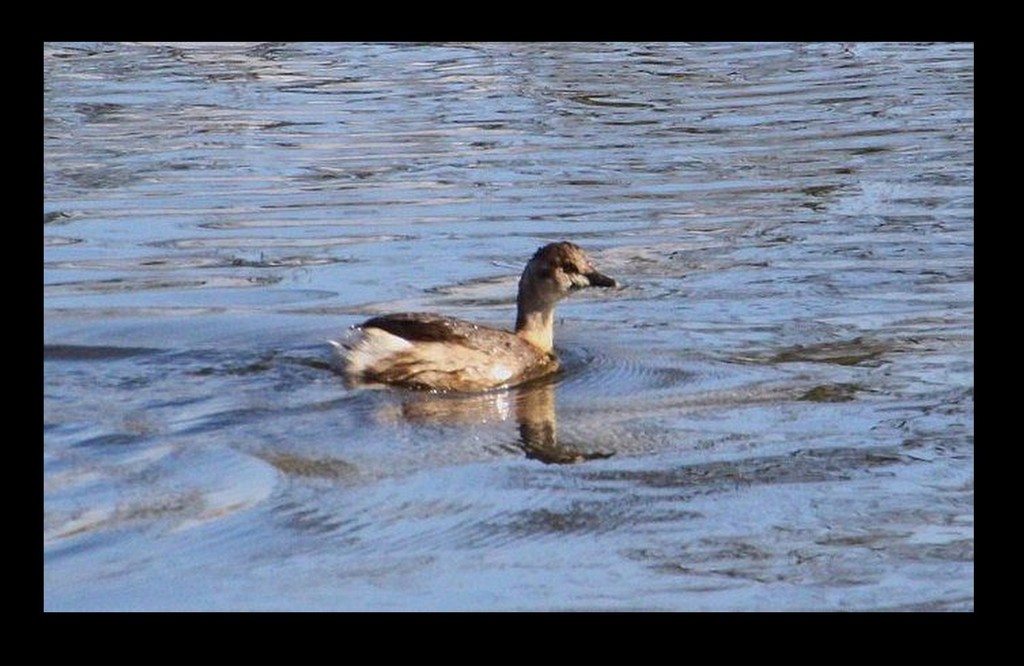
xmin=44 ymin=42 xmax=972 ymax=611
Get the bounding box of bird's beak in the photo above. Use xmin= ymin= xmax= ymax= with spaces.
xmin=584 ymin=270 xmax=618 ymax=288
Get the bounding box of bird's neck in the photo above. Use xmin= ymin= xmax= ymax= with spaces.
xmin=515 ymin=272 xmax=559 ymax=352
xmin=515 ymin=305 xmax=555 ymax=352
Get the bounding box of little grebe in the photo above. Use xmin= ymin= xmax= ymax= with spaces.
xmin=331 ymin=241 xmax=617 ymax=392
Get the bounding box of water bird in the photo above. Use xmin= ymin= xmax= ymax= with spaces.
xmin=331 ymin=241 xmax=618 ymax=392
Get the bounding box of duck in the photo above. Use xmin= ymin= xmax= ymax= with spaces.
xmin=330 ymin=241 xmax=618 ymax=392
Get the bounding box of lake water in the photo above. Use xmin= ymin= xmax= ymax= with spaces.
xmin=43 ymin=42 xmax=973 ymax=611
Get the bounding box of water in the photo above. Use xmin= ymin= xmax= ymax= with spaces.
xmin=43 ymin=42 xmax=974 ymax=611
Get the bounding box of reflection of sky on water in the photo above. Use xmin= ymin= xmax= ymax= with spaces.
xmin=44 ymin=42 xmax=972 ymax=611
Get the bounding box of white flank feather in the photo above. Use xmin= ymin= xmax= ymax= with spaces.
xmin=329 ymin=327 xmax=413 ymax=376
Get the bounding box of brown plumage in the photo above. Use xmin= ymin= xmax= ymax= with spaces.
xmin=330 ymin=241 xmax=617 ymax=392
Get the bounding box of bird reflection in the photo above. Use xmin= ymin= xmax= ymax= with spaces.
xmin=384 ymin=377 xmax=614 ymax=465
xmin=513 ymin=378 xmax=614 ymax=464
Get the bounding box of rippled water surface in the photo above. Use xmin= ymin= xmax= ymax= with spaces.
xmin=44 ymin=42 xmax=973 ymax=611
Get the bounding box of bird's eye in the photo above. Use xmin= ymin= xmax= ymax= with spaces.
xmin=561 ymin=262 xmax=578 ymax=274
